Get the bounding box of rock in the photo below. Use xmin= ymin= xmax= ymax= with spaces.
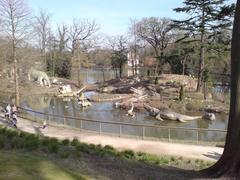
xmin=205 ymin=93 xmax=212 ymax=100
xmin=203 ymin=112 xmax=216 ymax=121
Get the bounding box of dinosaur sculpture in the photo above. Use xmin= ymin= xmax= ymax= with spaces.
xmin=144 ymin=104 xmax=202 ymax=122
xmin=28 ymin=68 xmax=51 ymax=87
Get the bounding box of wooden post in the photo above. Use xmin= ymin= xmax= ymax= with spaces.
xmin=142 ymin=126 xmax=145 ymax=140
xmin=196 ymin=130 xmax=199 ymax=144
xmin=168 ymin=128 xmax=171 ymax=142
xmin=99 ymin=122 xmax=102 ymax=135
xmin=119 ymin=124 xmax=122 ymax=137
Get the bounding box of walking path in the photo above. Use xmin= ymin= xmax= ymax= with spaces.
xmin=0 ymin=115 xmax=223 ymax=161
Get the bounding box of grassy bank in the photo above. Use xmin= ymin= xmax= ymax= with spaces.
xmin=0 ymin=125 xmax=213 ymax=179
xmin=0 ymin=151 xmax=87 ymax=180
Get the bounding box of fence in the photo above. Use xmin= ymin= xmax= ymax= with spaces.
xmin=0 ymin=101 xmax=227 ymax=145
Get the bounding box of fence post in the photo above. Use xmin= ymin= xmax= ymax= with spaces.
xmin=168 ymin=128 xmax=171 ymax=142
xmin=64 ymin=117 xmax=66 ymax=125
xmin=196 ymin=130 xmax=199 ymax=144
xmin=80 ymin=120 xmax=82 ymax=130
xmin=142 ymin=126 xmax=145 ymax=140
xmin=119 ymin=124 xmax=122 ymax=137
xmin=34 ymin=112 xmax=37 ymax=122
xmin=99 ymin=122 xmax=102 ymax=135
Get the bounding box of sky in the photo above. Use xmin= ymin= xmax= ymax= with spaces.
xmin=28 ymin=0 xmax=236 ymax=36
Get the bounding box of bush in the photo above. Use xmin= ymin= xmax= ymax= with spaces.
xmin=61 ymin=139 xmax=70 ymax=146
xmin=71 ymin=138 xmax=79 ymax=146
xmin=0 ymin=136 xmax=5 ymax=149
xmin=76 ymin=143 xmax=90 ymax=154
xmin=41 ymin=137 xmax=50 ymax=146
xmin=48 ymin=138 xmax=59 ymax=153
xmin=60 ymin=152 xmax=70 ymax=159
xmin=10 ymin=137 xmax=24 ymax=149
xmin=121 ymin=150 xmax=135 ymax=159
xmin=6 ymin=129 xmax=19 ymax=139
xmin=103 ymin=145 xmax=117 ymax=155
xmin=19 ymin=131 xmax=30 ymax=138
xmin=0 ymin=127 xmax=7 ymax=135
xmin=24 ymin=135 xmax=39 ymax=151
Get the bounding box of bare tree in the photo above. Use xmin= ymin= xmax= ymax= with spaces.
xmin=108 ymin=35 xmax=128 ymax=78
xmin=0 ymin=0 xmax=30 ymax=105
xmin=68 ymin=19 xmax=99 ymax=54
xmin=68 ymin=19 xmax=99 ymax=86
xmin=134 ymin=17 xmax=174 ymax=74
xmin=129 ymin=18 xmax=146 ymax=76
xmin=34 ymin=9 xmax=51 ymax=61
xmin=57 ymin=23 xmax=69 ymax=53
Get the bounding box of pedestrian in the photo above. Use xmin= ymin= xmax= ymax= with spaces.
xmin=11 ymin=104 xmax=17 ymax=115
xmin=11 ymin=113 xmax=17 ymax=128
xmin=42 ymin=120 xmax=47 ymax=129
xmin=5 ymin=104 xmax=11 ymax=119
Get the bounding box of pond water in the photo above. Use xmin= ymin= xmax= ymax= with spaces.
xmin=0 ymin=69 xmax=229 ymax=143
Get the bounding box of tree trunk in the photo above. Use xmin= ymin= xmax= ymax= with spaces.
xmin=13 ymin=43 xmax=19 ymax=106
xmin=197 ymin=5 xmax=205 ymax=92
xmin=154 ymin=48 xmax=160 ymax=75
xmin=119 ymin=64 xmax=123 ymax=78
xmin=182 ymin=55 xmax=187 ymax=75
xmin=77 ymin=57 xmax=81 ymax=87
xmin=202 ymin=1 xmax=240 ymax=178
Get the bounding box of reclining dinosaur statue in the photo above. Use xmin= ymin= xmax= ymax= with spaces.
xmin=144 ymin=104 xmax=202 ymax=122
xmin=28 ymin=68 xmax=51 ymax=87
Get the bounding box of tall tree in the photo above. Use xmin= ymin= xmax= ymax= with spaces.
xmin=57 ymin=24 xmax=69 ymax=53
xmin=68 ymin=19 xmax=99 ymax=86
xmin=68 ymin=19 xmax=99 ymax=54
xmin=34 ymin=9 xmax=51 ymax=68
xmin=0 ymin=0 xmax=30 ymax=106
xmin=134 ymin=17 xmax=174 ymax=74
xmin=129 ymin=18 xmax=146 ymax=76
xmin=108 ymin=35 xmax=128 ymax=78
xmin=173 ymin=0 xmax=234 ymax=92
xmin=202 ymin=1 xmax=240 ymax=178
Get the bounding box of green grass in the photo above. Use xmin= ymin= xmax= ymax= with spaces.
xmin=0 ymin=151 xmax=87 ymax=180
xmin=0 ymin=124 xmax=214 ymax=179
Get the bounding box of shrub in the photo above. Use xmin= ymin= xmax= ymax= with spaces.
xmin=121 ymin=150 xmax=135 ymax=159
xmin=103 ymin=145 xmax=117 ymax=155
xmin=0 ymin=127 xmax=7 ymax=135
xmin=41 ymin=137 xmax=50 ymax=146
xmin=24 ymin=135 xmax=40 ymax=151
xmin=76 ymin=143 xmax=90 ymax=154
xmin=6 ymin=129 xmax=19 ymax=139
xmin=19 ymin=131 xmax=30 ymax=138
xmin=61 ymin=139 xmax=70 ymax=146
xmin=10 ymin=137 xmax=24 ymax=149
xmin=48 ymin=138 xmax=59 ymax=153
xmin=71 ymin=138 xmax=79 ymax=146
xmin=60 ymin=152 xmax=70 ymax=159
xmin=0 ymin=136 xmax=5 ymax=149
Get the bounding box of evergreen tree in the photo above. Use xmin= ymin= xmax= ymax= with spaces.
xmin=173 ymin=0 xmax=234 ymax=91
xmin=203 ymin=1 xmax=240 ymax=178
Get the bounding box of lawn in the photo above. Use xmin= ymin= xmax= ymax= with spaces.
xmin=0 ymin=151 xmax=87 ymax=180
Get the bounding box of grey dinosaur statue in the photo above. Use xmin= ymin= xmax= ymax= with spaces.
xmin=28 ymin=68 xmax=51 ymax=87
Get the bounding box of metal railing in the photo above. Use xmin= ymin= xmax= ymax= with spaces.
xmin=0 ymin=101 xmax=227 ymax=145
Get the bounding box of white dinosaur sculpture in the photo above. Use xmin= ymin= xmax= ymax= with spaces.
xmin=28 ymin=68 xmax=51 ymax=87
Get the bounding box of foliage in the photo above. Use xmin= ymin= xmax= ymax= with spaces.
xmin=173 ymin=0 xmax=234 ymax=90
xmin=179 ymin=85 xmax=185 ymax=101
xmin=0 ymin=126 xmax=213 ymax=172
xmin=46 ymin=51 xmax=72 ymax=78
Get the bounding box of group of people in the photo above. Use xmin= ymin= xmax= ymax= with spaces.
xmin=4 ymin=104 xmax=18 ymax=128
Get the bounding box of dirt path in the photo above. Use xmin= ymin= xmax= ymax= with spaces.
xmin=0 ymin=115 xmax=223 ymax=161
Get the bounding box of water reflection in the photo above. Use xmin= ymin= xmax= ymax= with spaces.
xmin=18 ymin=94 xmax=228 ymax=143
